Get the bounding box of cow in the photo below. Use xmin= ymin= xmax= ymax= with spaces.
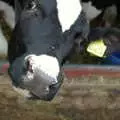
xmin=81 ymin=0 xmax=120 ymax=27
xmin=7 ymin=0 xmax=89 ymax=101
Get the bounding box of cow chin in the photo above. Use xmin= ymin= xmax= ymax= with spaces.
xmin=12 ymin=76 xmax=60 ymax=101
xmin=12 ymin=72 xmax=52 ymax=100
xmin=12 ymin=85 xmax=49 ymax=100
xmin=11 ymin=69 xmax=63 ymax=101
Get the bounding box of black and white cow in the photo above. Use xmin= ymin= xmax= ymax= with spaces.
xmin=7 ymin=0 xmax=89 ymax=100
xmin=81 ymin=0 xmax=120 ymax=26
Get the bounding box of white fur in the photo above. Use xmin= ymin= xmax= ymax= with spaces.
xmin=0 ymin=1 xmax=15 ymax=29
xmin=0 ymin=26 xmax=8 ymax=56
xmin=82 ymin=1 xmax=102 ymax=21
xmin=56 ymin=0 xmax=82 ymax=32
xmin=25 ymin=54 xmax=60 ymax=84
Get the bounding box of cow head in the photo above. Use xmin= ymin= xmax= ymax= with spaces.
xmin=8 ymin=0 xmax=89 ymax=100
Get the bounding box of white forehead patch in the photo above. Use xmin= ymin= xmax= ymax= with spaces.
xmin=56 ymin=0 xmax=82 ymax=32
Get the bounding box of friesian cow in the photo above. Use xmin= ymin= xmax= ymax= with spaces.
xmin=7 ymin=0 xmax=89 ymax=101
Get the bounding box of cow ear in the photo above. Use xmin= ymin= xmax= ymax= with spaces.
xmin=14 ymin=0 xmax=22 ymax=23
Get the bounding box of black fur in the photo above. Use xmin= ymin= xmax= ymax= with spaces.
xmin=8 ymin=0 xmax=89 ymax=100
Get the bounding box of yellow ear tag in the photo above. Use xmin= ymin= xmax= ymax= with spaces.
xmin=87 ymin=39 xmax=107 ymax=57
